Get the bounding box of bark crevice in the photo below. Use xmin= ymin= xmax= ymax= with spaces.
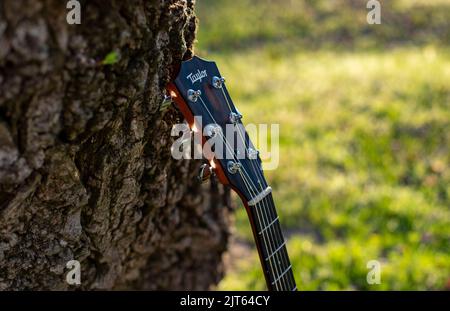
xmin=0 ymin=0 xmax=231 ymax=290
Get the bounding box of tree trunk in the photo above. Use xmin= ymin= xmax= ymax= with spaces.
xmin=0 ymin=0 xmax=232 ymax=290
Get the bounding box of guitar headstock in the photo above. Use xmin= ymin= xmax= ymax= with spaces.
xmin=167 ymin=56 xmax=270 ymax=206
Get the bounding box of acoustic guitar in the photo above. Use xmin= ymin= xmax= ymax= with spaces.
xmin=167 ymin=56 xmax=297 ymax=291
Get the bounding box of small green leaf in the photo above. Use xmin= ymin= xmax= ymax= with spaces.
xmin=102 ymin=51 xmax=120 ymax=65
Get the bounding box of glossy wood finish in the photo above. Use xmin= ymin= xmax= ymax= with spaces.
xmin=167 ymin=56 xmax=296 ymax=291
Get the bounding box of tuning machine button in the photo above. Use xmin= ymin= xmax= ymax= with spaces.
xmin=247 ymin=148 xmax=259 ymax=159
xmin=229 ymin=112 xmax=243 ymax=124
xmin=212 ymin=76 xmax=226 ymax=89
xmin=227 ymin=161 xmax=241 ymax=174
xmin=187 ymin=89 xmax=202 ymax=102
xmin=204 ymin=124 xmax=222 ymax=138
xmin=198 ymin=163 xmax=215 ymax=183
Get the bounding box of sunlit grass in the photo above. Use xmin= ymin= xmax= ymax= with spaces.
xmin=213 ymin=46 xmax=450 ymax=290
xmin=196 ymin=0 xmax=450 ymax=52
xmin=397 ymin=0 xmax=450 ymax=7
xmin=196 ymin=0 xmax=450 ymax=290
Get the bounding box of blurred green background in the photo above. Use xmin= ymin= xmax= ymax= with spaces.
xmin=195 ymin=0 xmax=450 ymax=290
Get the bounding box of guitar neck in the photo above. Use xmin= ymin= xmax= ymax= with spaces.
xmin=169 ymin=56 xmax=296 ymax=291
xmin=245 ymin=193 xmax=297 ymax=291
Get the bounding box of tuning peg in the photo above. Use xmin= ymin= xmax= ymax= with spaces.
xmin=229 ymin=112 xmax=243 ymax=124
xmin=227 ymin=161 xmax=241 ymax=174
xmin=187 ymin=89 xmax=202 ymax=102
xmin=204 ymin=124 xmax=221 ymax=138
xmin=212 ymin=76 xmax=226 ymax=89
xmin=198 ymin=163 xmax=215 ymax=183
xmin=247 ymin=147 xmax=259 ymax=159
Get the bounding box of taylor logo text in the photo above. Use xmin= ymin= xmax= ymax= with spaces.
xmin=186 ymin=69 xmax=207 ymax=84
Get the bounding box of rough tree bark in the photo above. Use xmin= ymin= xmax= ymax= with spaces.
xmin=0 ymin=0 xmax=232 ymax=290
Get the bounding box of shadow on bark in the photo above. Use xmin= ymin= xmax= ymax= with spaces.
xmin=0 ymin=0 xmax=232 ymax=290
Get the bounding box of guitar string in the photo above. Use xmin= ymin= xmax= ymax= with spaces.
xmin=237 ymin=170 xmax=281 ymax=290
xmin=218 ymin=87 xmax=294 ymax=290
xmin=264 ymin=194 xmax=296 ymax=289
xmin=238 ymin=160 xmax=287 ymax=290
xmin=220 ymin=88 xmax=295 ymax=290
xmin=198 ymin=92 xmax=294 ymax=290
xmin=198 ymin=97 xmax=259 ymax=191
xmin=210 ymin=126 xmax=284 ymax=289
xmin=218 ymin=88 xmax=291 ymax=290
xmin=197 ymin=95 xmax=281 ymax=289
xmin=238 ymin=168 xmax=285 ymax=290
xmin=216 ymin=129 xmax=292 ymax=290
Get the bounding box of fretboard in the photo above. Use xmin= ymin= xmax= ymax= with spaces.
xmin=247 ymin=193 xmax=297 ymax=291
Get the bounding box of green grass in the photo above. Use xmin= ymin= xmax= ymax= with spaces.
xmin=195 ymin=0 xmax=450 ymax=290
